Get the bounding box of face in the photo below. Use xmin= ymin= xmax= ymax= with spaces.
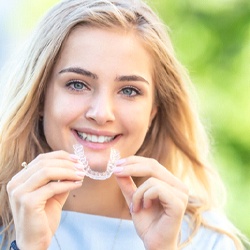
xmin=43 ymin=26 xmax=157 ymax=170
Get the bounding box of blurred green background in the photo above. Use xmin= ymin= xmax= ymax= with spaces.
xmin=1 ymin=0 xmax=249 ymax=241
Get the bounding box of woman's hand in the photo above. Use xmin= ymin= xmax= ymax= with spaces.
xmin=114 ymin=156 xmax=189 ymax=250
xmin=7 ymin=151 xmax=85 ymax=250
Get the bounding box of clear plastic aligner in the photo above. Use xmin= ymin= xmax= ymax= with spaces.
xmin=73 ymin=144 xmax=120 ymax=180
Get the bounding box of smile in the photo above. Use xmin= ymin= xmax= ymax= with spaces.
xmin=76 ymin=131 xmax=115 ymax=143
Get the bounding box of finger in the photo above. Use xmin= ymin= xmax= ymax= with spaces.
xmin=132 ymin=177 xmax=188 ymax=215
xmin=114 ymin=156 xmax=187 ymax=192
xmin=10 ymin=166 xmax=85 ymax=196
xmin=18 ymin=151 xmax=79 ymax=173
xmin=28 ymin=180 xmax=83 ymax=208
xmin=31 ymin=150 xmax=80 ymax=165
xmin=16 ymin=150 xmax=79 ymax=175
xmin=115 ymin=176 xmax=137 ymax=208
xmin=8 ymin=180 xmax=83 ymax=212
xmin=11 ymin=155 xmax=83 ymax=188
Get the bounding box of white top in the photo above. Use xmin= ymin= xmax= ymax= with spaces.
xmin=0 ymin=210 xmax=237 ymax=249
xmin=47 ymin=210 xmax=236 ymax=250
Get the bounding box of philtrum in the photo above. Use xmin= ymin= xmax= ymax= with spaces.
xmin=73 ymin=144 xmax=120 ymax=180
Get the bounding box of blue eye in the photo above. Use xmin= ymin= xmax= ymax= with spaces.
xmin=121 ymin=86 xmax=141 ymax=97
xmin=66 ymin=80 xmax=87 ymax=91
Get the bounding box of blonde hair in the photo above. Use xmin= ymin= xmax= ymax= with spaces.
xmin=0 ymin=0 xmax=247 ymax=248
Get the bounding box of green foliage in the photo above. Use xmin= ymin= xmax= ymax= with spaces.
xmin=153 ymin=0 xmax=250 ymax=239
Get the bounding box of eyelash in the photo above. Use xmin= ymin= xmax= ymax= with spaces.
xmin=120 ymin=86 xmax=141 ymax=97
xmin=65 ymin=80 xmax=142 ymax=97
xmin=66 ymin=80 xmax=87 ymax=92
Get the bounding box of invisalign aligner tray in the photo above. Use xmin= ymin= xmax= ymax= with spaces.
xmin=73 ymin=144 xmax=120 ymax=180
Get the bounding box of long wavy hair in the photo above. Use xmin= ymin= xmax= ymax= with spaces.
xmin=0 ymin=0 xmax=246 ymax=248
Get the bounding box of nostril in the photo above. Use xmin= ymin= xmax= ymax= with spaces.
xmin=85 ymin=103 xmax=115 ymax=124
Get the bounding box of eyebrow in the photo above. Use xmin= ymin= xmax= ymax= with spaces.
xmin=115 ymin=75 xmax=149 ymax=85
xmin=59 ymin=67 xmax=149 ymax=84
xmin=59 ymin=67 xmax=98 ymax=79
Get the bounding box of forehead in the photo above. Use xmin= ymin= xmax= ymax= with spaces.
xmin=53 ymin=25 xmax=154 ymax=79
xmin=62 ymin=25 xmax=150 ymax=57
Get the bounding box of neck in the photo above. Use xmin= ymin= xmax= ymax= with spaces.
xmin=63 ymin=176 xmax=131 ymax=219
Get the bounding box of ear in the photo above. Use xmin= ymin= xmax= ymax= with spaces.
xmin=39 ymin=110 xmax=44 ymax=119
xmin=38 ymin=102 xmax=44 ymax=117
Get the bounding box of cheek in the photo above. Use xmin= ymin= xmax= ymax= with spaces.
xmin=121 ymin=104 xmax=153 ymax=136
xmin=44 ymin=95 xmax=63 ymax=126
xmin=122 ymin=115 xmax=150 ymax=157
xmin=44 ymin=88 xmax=79 ymax=125
xmin=42 ymin=90 xmax=78 ymax=142
xmin=42 ymin=100 xmax=63 ymax=146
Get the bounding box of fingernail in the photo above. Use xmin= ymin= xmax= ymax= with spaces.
xmin=74 ymin=163 xmax=84 ymax=170
xmin=116 ymin=158 xmax=126 ymax=166
xmin=76 ymin=171 xmax=85 ymax=177
xmin=130 ymin=202 xmax=134 ymax=214
xmin=70 ymin=154 xmax=80 ymax=161
xmin=75 ymin=180 xmax=84 ymax=184
xmin=113 ymin=167 xmax=124 ymax=173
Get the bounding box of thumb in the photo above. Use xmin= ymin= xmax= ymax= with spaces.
xmin=115 ymin=176 xmax=137 ymax=207
xmin=54 ymin=191 xmax=70 ymax=207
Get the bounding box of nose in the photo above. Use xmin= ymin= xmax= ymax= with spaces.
xmin=85 ymin=92 xmax=115 ymax=125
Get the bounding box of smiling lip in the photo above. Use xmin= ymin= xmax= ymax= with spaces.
xmin=77 ymin=131 xmax=115 ymax=143
xmin=74 ymin=129 xmax=118 ymax=144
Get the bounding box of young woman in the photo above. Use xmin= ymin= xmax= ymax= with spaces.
xmin=0 ymin=0 xmax=247 ymax=249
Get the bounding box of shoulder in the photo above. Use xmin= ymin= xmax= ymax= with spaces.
xmin=180 ymin=211 xmax=237 ymax=250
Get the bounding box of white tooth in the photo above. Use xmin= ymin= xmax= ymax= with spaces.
xmin=98 ymin=136 xmax=105 ymax=143
xmin=106 ymin=136 xmax=113 ymax=142
xmin=77 ymin=131 xmax=114 ymax=143
xmin=92 ymin=135 xmax=98 ymax=142
xmin=87 ymin=134 xmax=92 ymax=141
